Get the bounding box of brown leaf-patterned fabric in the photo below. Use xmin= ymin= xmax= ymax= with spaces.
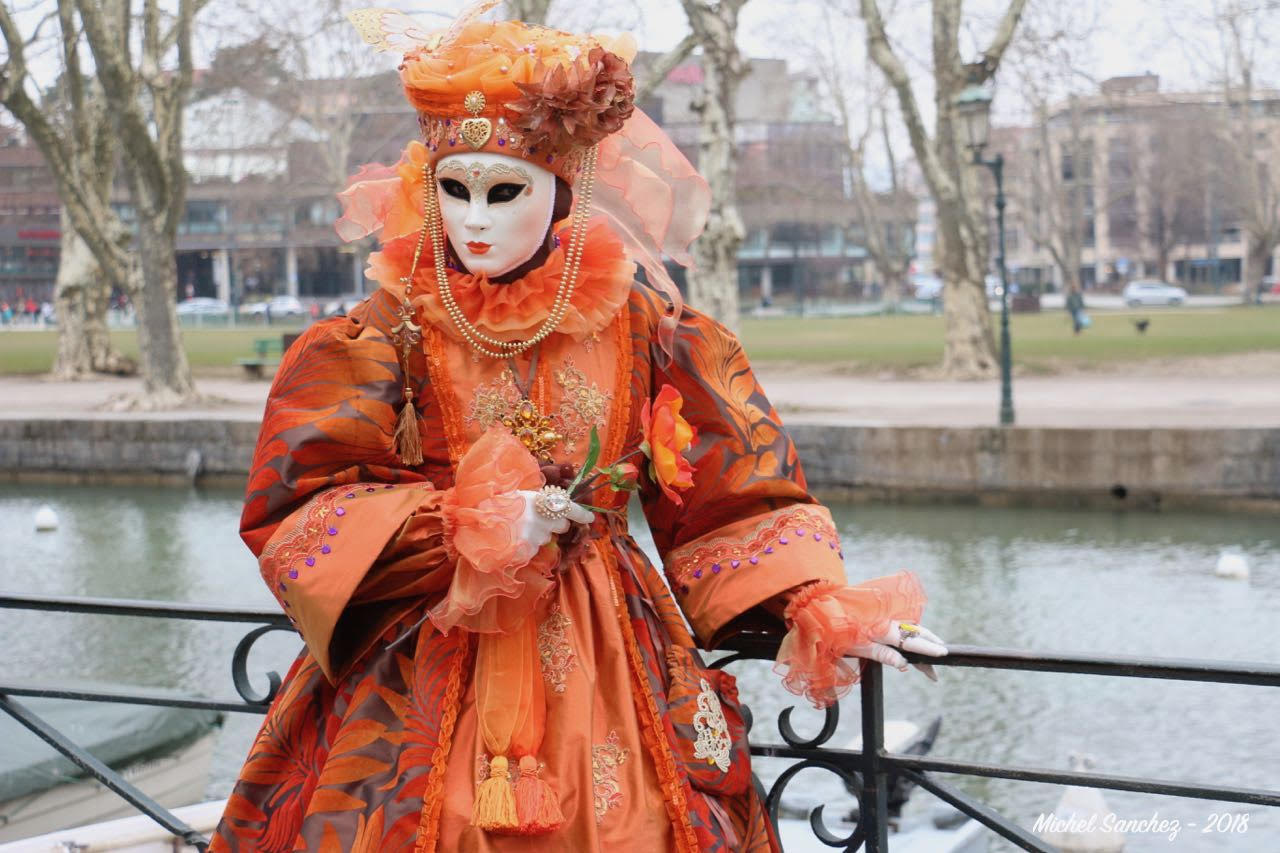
xmin=212 ymin=282 xmax=843 ymax=851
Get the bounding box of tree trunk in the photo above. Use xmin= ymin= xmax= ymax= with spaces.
xmin=687 ymin=47 xmax=745 ymax=328
xmin=883 ymin=265 xmax=909 ymax=309
xmin=936 ymin=193 xmax=997 ymax=377
xmin=1245 ymin=234 xmax=1273 ymax=303
xmin=682 ymin=0 xmax=748 ymax=331
xmin=52 ymin=210 xmax=135 ymax=379
xmin=128 ymin=200 xmax=195 ymax=407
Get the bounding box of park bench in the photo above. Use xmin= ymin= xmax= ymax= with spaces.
xmin=236 ymin=333 xmax=300 ymax=378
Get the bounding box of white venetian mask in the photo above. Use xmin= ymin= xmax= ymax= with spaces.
xmin=435 ymin=152 xmax=557 ymax=278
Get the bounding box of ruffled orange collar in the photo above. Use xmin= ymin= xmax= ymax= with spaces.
xmin=368 ymin=218 xmax=634 ymax=345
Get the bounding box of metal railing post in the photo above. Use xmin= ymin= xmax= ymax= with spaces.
xmin=860 ymin=661 xmax=890 ymax=852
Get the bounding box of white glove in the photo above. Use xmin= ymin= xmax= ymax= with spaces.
xmin=515 ymin=489 xmax=595 ymax=548
xmin=845 ymin=621 xmax=948 ymax=679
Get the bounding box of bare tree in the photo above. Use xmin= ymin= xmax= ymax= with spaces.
xmin=850 ymin=110 xmax=914 ymax=307
xmin=0 ymin=5 xmax=133 ymax=378
xmin=46 ymin=8 xmax=135 ymax=378
xmin=1214 ymin=1 xmax=1280 ymax=302
xmin=1005 ymin=4 xmax=1100 ymax=299
xmin=799 ymin=7 xmax=913 ymax=308
xmin=1141 ymin=107 xmax=1215 ymax=281
xmin=1 ymin=0 xmax=206 ymax=407
xmin=676 ymin=0 xmax=750 ymax=330
xmin=860 ymin=0 xmax=1029 ymax=378
xmin=1019 ymin=98 xmax=1089 ymax=297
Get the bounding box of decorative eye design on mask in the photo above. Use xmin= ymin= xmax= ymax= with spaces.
xmin=487 ymin=182 xmax=526 ymax=204
xmin=438 ymin=178 xmax=526 ymax=204
xmin=438 ymin=161 xmax=536 ymax=202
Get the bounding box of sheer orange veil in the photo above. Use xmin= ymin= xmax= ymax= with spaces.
xmin=594 ymin=107 xmax=709 ymax=356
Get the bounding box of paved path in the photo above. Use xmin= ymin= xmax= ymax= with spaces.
xmin=2 ymin=365 xmax=1278 ymax=428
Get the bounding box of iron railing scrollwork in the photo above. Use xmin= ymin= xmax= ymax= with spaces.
xmin=3 ymin=593 xmax=1280 ymax=852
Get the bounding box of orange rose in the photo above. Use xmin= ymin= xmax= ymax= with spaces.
xmin=640 ymin=384 xmax=697 ymax=504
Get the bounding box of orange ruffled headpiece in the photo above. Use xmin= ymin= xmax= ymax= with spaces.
xmin=346 ymin=1 xmax=711 ymax=355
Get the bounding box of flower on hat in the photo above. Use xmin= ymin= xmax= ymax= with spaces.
xmin=506 ymin=46 xmax=635 ymax=153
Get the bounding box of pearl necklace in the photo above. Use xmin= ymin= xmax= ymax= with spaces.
xmin=400 ymin=147 xmax=599 ymax=360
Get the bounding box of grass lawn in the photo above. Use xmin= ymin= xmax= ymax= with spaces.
xmin=0 ymin=325 xmax=309 ymax=375
xmin=737 ymin=304 xmax=1280 ymax=371
xmin=0 ymin=306 xmax=1277 ymax=375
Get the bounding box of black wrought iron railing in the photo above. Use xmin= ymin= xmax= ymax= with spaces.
xmin=2 ymin=592 xmax=1279 ymax=852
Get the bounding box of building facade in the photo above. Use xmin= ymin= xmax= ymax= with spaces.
xmin=1 ymin=54 xmax=911 ymax=310
xmin=998 ymin=74 xmax=1280 ymax=293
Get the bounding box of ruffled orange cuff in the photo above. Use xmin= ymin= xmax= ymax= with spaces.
xmin=431 ymin=427 xmax=553 ymax=635
xmin=774 ymin=571 xmax=927 ymax=709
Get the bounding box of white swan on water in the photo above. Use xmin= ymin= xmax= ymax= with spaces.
xmin=1215 ymin=550 xmax=1250 ymax=579
xmin=33 ymin=504 xmax=59 ymax=532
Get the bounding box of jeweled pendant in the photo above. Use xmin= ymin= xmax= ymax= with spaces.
xmin=501 ymin=397 xmax=562 ymax=462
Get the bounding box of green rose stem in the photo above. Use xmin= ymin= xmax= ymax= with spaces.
xmin=571 ymin=448 xmax=645 ymax=502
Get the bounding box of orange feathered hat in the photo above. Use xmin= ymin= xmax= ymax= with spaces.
xmin=345 ymin=2 xmax=711 ymax=356
xmin=351 ymin=4 xmax=637 ymax=184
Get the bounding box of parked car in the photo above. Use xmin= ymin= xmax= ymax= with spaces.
xmin=322 ymin=297 xmax=367 ymax=317
xmin=911 ymin=273 xmax=943 ymax=301
xmin=176 ymin=297 xmax=230 ymax=316
xmin=241 ymin=295 xmax=305 ymax=318
xmin=1122 ymin=280 xmax=1187 ymax=307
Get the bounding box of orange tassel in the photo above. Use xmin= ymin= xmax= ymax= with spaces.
xmin=395 ymin=388 xmax=424 ymax=466
xmin=514 ymin=755 xmax=564 ymax=834
xmin=473 ymin=755 xmax=518 ymax=832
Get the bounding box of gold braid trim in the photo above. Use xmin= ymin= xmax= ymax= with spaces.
xmin=414 ymin=629 xmax=473 ymax=853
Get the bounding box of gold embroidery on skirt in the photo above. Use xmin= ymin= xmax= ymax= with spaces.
xmin=537 ymin=603 xmax=578 ymax=694
xmin=591 ymin=730 xmax=630 ymax=823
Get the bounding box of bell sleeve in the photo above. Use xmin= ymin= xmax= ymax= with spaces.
xmin=241 ymin=311 xmax=532 ymax=682
xmin=638 ymin=303 xmax=848 ymax=648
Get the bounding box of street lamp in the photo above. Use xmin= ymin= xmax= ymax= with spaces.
xmin=954 ymin=82 xmax=1014 ymax=426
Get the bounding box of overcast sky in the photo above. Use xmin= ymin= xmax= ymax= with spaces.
xmin=8 ymin=0 xmax=1270 ymax=162
xmin=385 ymin=0 xmax=1254 ymax=125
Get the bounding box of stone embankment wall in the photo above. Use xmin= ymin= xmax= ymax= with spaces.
xmin=1 ymin=418 xmax=1277 ymax=510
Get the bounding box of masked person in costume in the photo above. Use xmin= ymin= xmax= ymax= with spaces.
xmin=211 ymin=4 xmax=946 ymax=850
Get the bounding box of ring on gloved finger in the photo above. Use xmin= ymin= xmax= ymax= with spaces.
xmin=898 ymin=622 xmax=921 ymax=643
xmin=534 ymin=485 xmax=573 ymax=520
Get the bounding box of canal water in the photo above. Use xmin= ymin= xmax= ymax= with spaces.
xmin=2 ymin=482 xmax=1277 ymax=851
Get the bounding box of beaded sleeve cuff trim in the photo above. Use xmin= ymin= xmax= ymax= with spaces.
xmin=666 ymin=505 xmax=841 ymax=594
